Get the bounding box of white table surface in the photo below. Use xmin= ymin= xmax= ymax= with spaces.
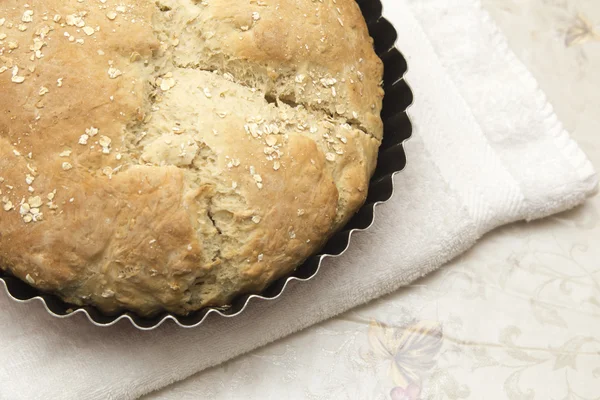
xmin=147 ymin=1 xmax=600 ymax=398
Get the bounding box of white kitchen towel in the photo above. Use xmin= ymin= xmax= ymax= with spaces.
xmin=0 ymin=0 xmax=597 ymax=399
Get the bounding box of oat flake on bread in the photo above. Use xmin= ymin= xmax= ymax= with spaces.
xmin=0 ymin=0 xmax=383 ymax=316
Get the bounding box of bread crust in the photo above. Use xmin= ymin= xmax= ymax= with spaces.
xmin=0 ymin=0 xmax=383 ymax=316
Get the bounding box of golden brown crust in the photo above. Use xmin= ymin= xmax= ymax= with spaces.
xmin=0 ymin=0 xmax=383 ymax=316
xmin=165 ymin=0 xmax=384 ymax=138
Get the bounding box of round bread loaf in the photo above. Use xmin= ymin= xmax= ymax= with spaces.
xmin=0 ymin=0 xmax=384 ymax=316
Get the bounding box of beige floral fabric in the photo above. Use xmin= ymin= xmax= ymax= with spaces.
xmin=147 ymin=1 xmax=600 ymax=399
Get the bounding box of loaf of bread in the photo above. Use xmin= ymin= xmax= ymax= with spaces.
xmin=0 ymin=0 xmax=383 ymax=316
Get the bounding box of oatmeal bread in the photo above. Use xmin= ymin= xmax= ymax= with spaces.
xmin=0 ymin=0 xmax=384 ymax=316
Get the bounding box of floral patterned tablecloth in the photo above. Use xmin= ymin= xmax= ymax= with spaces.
xmin=147 ymin=1 xmax=600 ymax=398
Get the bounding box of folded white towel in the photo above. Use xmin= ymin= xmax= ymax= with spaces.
xmin=0 ymin=0 xmax=596 ymax=399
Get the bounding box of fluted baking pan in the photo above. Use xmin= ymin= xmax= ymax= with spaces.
xmin=0 ymin=0 xmax=413 ymax=329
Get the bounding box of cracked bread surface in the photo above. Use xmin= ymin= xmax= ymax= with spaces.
xmin=0 ymin=0 xmax=384 ymax=316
